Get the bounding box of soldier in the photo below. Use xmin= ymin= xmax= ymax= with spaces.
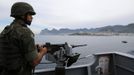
xmin=0 ymin=2 xmax=47 ymax=75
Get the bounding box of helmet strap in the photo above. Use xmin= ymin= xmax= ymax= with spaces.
xmin=24 ymin=14 xmax=32 ymax=25
xmin=14 ymin=14 xmax=32 ymax=26
xmin=16 ymin=15 xmax=31 ymax=25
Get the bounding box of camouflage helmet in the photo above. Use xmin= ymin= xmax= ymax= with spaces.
xmin=10 ymin=2 xmax=36 ymax=17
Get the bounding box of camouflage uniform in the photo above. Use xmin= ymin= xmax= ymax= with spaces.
xmin=0 ymin=19 xmax=38 ymax=75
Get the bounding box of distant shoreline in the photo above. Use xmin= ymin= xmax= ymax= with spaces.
xmin=68 ymin=32 xmax=134 ymax=36
xmin=37 ymin=32 xmax=134 ymax=36
xmin=40 ymin=23 xmax=134 ymax=35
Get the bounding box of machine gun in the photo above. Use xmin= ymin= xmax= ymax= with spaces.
xmin=37 ymin=42 xmax=87 ymax=75
xmin=36 ymin=42 xmax=87 ymax=75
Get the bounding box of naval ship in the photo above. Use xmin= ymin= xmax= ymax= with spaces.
xmin=34 ymin=42 xmax=134 ymax=75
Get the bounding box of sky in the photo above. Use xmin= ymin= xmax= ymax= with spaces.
xmin=0 ymin=0 xmax=134 ymax=33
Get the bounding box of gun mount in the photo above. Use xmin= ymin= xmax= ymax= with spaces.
xmin=43 ymin=42 xmax=87 ymax=66
xmin=37 ymin=42 xmax=87 ymax=75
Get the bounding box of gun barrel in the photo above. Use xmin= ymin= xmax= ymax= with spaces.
xmin=71 ymin=44 xmax=87 ymax=48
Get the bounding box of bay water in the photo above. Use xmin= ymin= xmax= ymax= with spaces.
xmin=35 ymin=35 xmax=134 ymax=69
xmin=35 ymin=35 xmax=134 ymax=56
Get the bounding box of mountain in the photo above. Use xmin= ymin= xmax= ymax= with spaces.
xmin=40 ymin=23 xmax=134 ymax=35
xmin=95 ymin=23 xmax=134 ymax=33
xmin=40 ymin=28 xmax=91 ymax=35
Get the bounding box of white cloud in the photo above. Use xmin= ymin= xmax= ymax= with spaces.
xmin=33 ymin=0 xmax=134 ymax=25
xmin=0 ymin=0 xmax=134 ymax=33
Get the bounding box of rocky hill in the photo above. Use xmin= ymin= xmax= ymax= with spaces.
xmin=40 ymin=23 xmax=134 ymax=35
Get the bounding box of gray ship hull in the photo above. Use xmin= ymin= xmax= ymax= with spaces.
xmin=34 ymin=52 xmax=134 ymax=75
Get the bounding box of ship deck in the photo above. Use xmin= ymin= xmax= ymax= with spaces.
xmin=34 ymin=52 xmax=134 ymax=75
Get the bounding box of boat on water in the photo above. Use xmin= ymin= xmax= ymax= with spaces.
xmin=34 ymin=51 xmax=134 ymax=75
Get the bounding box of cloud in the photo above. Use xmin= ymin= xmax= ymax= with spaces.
xmin=34 ymin=0 xmax=134 ymax=26
xmin=0 ymin=0 xmax=134 ymax=33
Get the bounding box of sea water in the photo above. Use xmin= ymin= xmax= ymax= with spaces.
xmin=35 ymin=35 xmax=134 ymax=69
